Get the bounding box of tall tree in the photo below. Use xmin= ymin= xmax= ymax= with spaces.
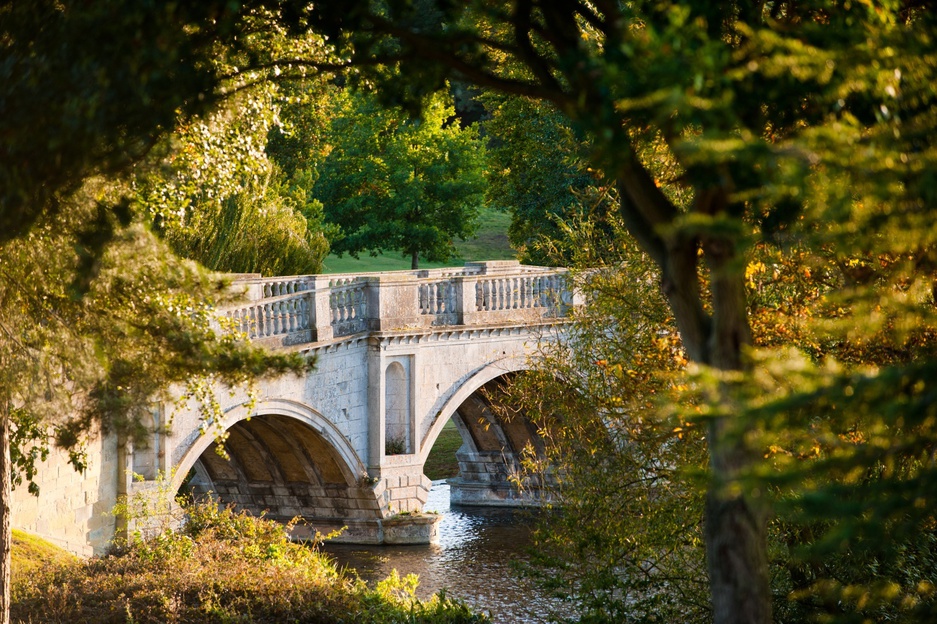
xmin=482 ymin=93 xmax=617 ymax=266
xmin=135 ymin=87 xmax=330 ymax=276
xmin=274 ymin=2 xmax=937 ymax=622
xmin=314 ymin=89 xmax=487 ymax=269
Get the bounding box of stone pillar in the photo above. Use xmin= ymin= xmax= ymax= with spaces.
xmin=365 ymin=275 xmax=424 ymax=332
xmin=309 ymin=276 xmax=333 ymax=342
xmin=456 ymin=274 xmax=482 ymax=326
xmin=366 ymin=337 xmax=384 ymax=476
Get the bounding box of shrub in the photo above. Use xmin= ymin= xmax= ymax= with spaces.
xmin=11 ymin=499 xmax=487 ymax=624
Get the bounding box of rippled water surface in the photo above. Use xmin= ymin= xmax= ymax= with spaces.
xmin=322 ymin=481 xmax=570 ymax=623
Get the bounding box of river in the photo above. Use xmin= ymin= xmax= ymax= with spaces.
xmin=322 ymin=481 xmax=572 ymax=623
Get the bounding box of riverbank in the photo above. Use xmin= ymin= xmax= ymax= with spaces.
xmin=11 ymin=501 xmax=487 ymax=624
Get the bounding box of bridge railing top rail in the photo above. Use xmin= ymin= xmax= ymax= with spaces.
xmin=219 ymin=261 xmax=578 ymax=347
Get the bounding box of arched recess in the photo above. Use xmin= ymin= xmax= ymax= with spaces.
xmin=385 ymin=360 xmax=411 ymax=454
xmin=171 ymin=399 xmax=382 ymax=523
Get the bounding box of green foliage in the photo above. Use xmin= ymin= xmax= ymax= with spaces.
xmin=135 ymin=77 xmax=332 ymax=277
xmin=0 ymin=183 xmax=309 ymax=482
xmin=502 ymin=220 xmax=709 ymax=623
xmin=482 ymin=94 xmax=616 ymax=266
xmin=11 ymin=498 xmax=489 ymax=623
xmin=314 ymin=88 xmax=487 ymax=269
xmin=293 ymin=3 xmax=937 ymax=621
xmin=161 ymin=172 xmax=330 ymax=276
xmin=0 ymin=0 xmax=223 ymax=242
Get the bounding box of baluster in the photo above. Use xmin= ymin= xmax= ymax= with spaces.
xmin=475 ymin=282 xmax=484 ymax=311
xmin=419 ymin=283 xmax=428 ymax=313
xmin=482 ymin=281 xmax=491 ymax=310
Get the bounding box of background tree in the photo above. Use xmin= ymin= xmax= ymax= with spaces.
xmin=482 ymin=94 xmax=616 ymax=266
xmin=313 ymin=89 xmax=487 ymax=269
xmin=134 ymin=87 xmax=330 ymax=276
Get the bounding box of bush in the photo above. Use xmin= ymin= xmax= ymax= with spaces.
xmin=11 ymin=499 xmax=487 ymax=624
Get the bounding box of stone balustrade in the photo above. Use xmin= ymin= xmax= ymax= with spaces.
xmin=221 ymin=260 xmax=576 ymax=347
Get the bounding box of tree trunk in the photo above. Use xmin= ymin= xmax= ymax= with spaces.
xmin=702 ymin=240 xmax=771 ymax=624
xmin=705 ymin=420 xmax=771 ymax=624
xmin=0 ymin=399 xmax=11 ymax=624
xmin=620 ymin=165 xmax=772 ymax=622
xmin=411 ymin=251 xmax=419 ymax=270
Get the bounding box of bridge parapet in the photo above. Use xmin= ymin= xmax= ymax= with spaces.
xmin=222 ymin=261 xmax=576 ymax=348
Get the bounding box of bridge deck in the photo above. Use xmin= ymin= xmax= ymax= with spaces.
xmin=220 ymin=260 xmax=576 ymax=349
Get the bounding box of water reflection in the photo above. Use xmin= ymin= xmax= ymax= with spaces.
xmin=322 ymin=481 xmax=569 ymax=623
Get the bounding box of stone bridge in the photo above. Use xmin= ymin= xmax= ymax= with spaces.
xmin=12 ymin=261 xmax=575 ymax=552
xmin=138 ymin=260 xmax=574 ymax=544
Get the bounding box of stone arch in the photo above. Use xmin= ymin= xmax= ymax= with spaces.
xmin=420 ymin=356 xmax=553 ymax=506
xmin=420 ymin=355 xmax=532 ymax=462
xmin=171 ymin=399 xmax=384 ymax=531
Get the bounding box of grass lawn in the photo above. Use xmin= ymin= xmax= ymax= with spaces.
xmin=423 ymin=419 xmax=463 ymax=481
xmin=322 ymin=205 xmax=516 ymax=274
